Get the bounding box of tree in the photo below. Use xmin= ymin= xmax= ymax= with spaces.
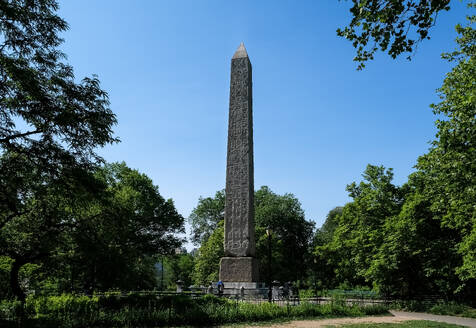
xmin=337 ymin=0 xmax=459 ymax=69
xmin=254 ymin=186 xmax=315 ymax=284
xmin=192 ymin=221 xmax=224 ymax=285
xmin=415 ymin=15 xmax=476 ymax=294
xmin=67 ymin=162 xmax=185 ymax=292
xmin=0 ymin=0 xmax=117 ymax=301
xmin=0 ymin=0 xmax=117 ymax=166
xmin=163 ymin=252 xmax=195 ymax=290
xmin=314 ymin=164 xmax=473 ymax=299
xmin=314 ymin=206 xmax=343 ymax=246
xmin=315 ymin=165 xmax=406 ymax=289
xmin=189 ymin=190 xmax=225 ymax=246
xmin=368 ymin=179 xmax=462 ymax=299
xmin=311 ymin=207 xmax=343 ymax=290
xmin=0 ymin=161 xmax=185 ymax=297
xmin=0 ymin=152 xmax=104 ymax=300
xmin=315 ymin=5 xmax=476 ymax=300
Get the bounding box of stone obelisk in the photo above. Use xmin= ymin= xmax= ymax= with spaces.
xmin=219 ymin=43 xmax=259 ymax=283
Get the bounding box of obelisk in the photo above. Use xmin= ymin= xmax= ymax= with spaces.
xmin=219 ymin=43 xmax=259 ymax=283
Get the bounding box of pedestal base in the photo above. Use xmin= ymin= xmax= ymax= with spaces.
xmin=219 ymin=256 xmax=259 ymax=282
xmin=221 ymin=281 xmax=267 ymax=297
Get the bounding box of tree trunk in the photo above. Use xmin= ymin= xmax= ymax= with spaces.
xmin=10 ymin=258 xmax=26 ymax=302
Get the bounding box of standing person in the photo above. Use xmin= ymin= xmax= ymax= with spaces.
xmin=217 ymin=280 xmax=224 ymax=297
xmin=283 ymin=282 xmax=290 ymax=300
xmin=207 ymin=282 xmax=214 ymax=294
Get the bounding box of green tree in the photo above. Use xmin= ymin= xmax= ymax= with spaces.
xmin=315 ymin=165 xmax=405 ymax=289
xmin=163 ymin=252 xmax=195 ymax=289
xmin=337 ymin=0 xmax=464 ymax=68
xmin=0 ymin=161 xmax=185 ymax=298
xmin=415 ymin=15 xmax=476 ymax=294
xmin=0 ymin=152 xmax=104 ymax=300
xmin=314 ymin=206 xmax=343 ymax=246
xmin=368 ymin=179 xmax=462 ymax=299
xmin=189 ymin=190 xmax=225 ymax=245
xmin=192 ymin=221 xmax=224 ymax=285
xmin=0 ymin=0 xmax=117 ymax=301
xmin=311 ymin=207 xmax=343 ymax=290
xmin=254 ymin=186 xmax=315 ymax=284
xmin=69 ymin=162 xmax=185 ymax=292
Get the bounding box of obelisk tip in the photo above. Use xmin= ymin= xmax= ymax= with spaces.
xmin=232 ymin=42 xmax=248 ymax=59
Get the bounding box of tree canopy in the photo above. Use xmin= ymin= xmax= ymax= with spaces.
xmin=314 ymin=14 xmax=475 ymax=299
xmin=0 ymin=161 xmax=185 ymax=298
xmin=337 ymin=0 xmax=466 ymax=68
xmin=0 ymin=0 xmax=119 ymax=301
xmin=415 ymin=15 xmax=476 ymax=285
xmin=0 ymin=1 xmax=186 ymax=300
xmin=189 ymin=190 xmax=225 ymax=246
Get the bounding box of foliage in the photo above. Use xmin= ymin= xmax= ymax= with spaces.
xmin=429 ymin=302 xmax=476 ymax=318
xmin=0 ymin=0 xmax=117 ymax=229
xmin=337 ymin=0 xmax=457 ymax=69
xmin=0 ymin=293 xmax=388 ymax=327
xmin=189 ymin=190 xmax=225 ymax=245
xmin=415 ymin=12 xmax=476 ymax=285
xmin=192 ymin=221 xmax=224 ymax=285
xmin=53 ymin=162 xmax=184 ymax=293
xmin=0 ymin=152 xmax=106 ymax=300
xmin=311 ymin=207 xmax=344 ymax=289
xmin=0 ymin=0 xmax=117 ymax=301
xmin=162 ymin=252 xmax=195 ymax=290
xmin=314 ymin=207 xmax=343 ymax=246
xmin=0 ymin=256 xmax=12 ymax=299
xmin=314 ymin=16 xmax=475 ymax=300
xmin=255 ymin=186 xmax=315 ymax=284
xmin=0 ymin=161 xmax=185 ymax=297
xmin=315 ymin=165 xmax=405 ymax=290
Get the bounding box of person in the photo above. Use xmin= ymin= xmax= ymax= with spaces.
xmin=217 ymin=280 xmax=224 ymax=297
xmin=207 ymin=282 xmax=214 ymax=294
xmin=283 ymin=282 xmax=290 ymax=299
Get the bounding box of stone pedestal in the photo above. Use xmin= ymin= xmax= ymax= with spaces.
xmin=220 ymin=281 xmax=267 ymax=297
xmin=219 ymin=257 xmax=259 ymax=282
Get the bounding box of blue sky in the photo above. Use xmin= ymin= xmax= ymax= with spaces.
xmin=58 ymin=1 xmax=469 ymax=246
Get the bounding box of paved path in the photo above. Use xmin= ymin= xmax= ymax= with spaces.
xmin=390 ymin=310 xmax=476 ymax=327
xmin=254 ymin=316 xmax=408 ymax=327
xmin=248 ymin=311 xmax=476 ymax=327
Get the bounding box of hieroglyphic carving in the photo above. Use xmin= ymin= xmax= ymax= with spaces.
xmin=224 ymin=46 xmax=256 ymax=258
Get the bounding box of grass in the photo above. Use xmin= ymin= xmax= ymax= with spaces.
xmin=327 ymin=321 xmax=466 ymax=327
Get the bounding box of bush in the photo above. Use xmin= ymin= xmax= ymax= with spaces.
xmin=429 ymin=302 xmax=476 ymax=318
xmin=0 ymin=293 xmax=389 ymax=327
xmin=0 ymin=299 xmax=22 ymax=320
xmin=390 ymin=300 xmax=431 ymax=312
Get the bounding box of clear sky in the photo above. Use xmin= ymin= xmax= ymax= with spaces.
xmin=58 ymin=0 xmax=469 ymax=248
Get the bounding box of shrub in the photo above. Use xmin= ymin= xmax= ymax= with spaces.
xmin=429 ymin=302 xmax=476 ymax=318
xmin=0 ymin=293 xmax=389 ymax=327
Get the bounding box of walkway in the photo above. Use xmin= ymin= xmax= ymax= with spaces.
xmin=390 ymin=310 xmax=476 ymax=328
xmin=251 ymin=311 xmax=476 ymax=327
